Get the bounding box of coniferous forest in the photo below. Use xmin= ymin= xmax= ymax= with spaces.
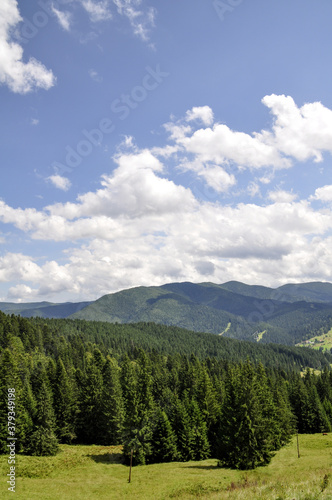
xmin=1 ymin=311 xmax=332 ymax=470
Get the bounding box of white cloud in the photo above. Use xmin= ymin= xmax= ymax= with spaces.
xmin=268 ymin=190 xmax=297 ymax=203
xmin=197 ymin=165 xmax=236 ymax=192
xmin=31 ymin=118 xmax=39 ymax=126
xmin=46 ymin=149 xmax=196 ymax=221
xmin=185 ymin=106 xmax=214 ymax=126
xmin=3 ymin=95 xmax=332 ymax=301
xmin=0 ymin=253 xmax=43 ymax=282
xmin=113 ymin=0 xmax=156 ymax=41
xmin=48 ymin=175 xmax=72 ymax=191
xmin=260 ymin=94 xmax=332 ymax=163
xmin=1 ymin=171 xmax=332 ymax=301
xmin=175 ymin=123 xmax=291 ymax=169
xmin=0 ymin=0 xmax=56 ymax=94
xmin=81 ymin=0 xmax=112 ymax=22
xmin=310 ymin=185 xmax=332 ymax=203
xmin=51 ymin=5 xmax=72 ymax=31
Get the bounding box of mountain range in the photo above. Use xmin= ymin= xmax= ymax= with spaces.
xmin=2 ymin=281 xmax=332 ymax=346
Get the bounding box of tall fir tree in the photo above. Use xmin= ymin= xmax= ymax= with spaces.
xmin=217 ymin=361 xmax=284 ymax=469
xmin=29 ymin=363 xmax=58 ymax=456
xmin=170 ymin=396 xmax=194 ymax=462
xmin=76 ymin=357 xmax=104 ymax=444
xmin=53 ymin=357 xmax=77 ymax=443
xmin=149 ymin=408 xmax=178 ymax=464
xmin=100 ymin=358 xmax=125 ymax=445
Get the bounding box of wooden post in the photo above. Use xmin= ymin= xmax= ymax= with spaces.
xmin=297 ymin=432 xmax=300 ymax=458
xmin=128 ymin=448 xmax=133 ymax=483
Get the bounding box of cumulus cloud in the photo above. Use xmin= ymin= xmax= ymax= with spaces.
xmin=260 ymin=94 xmax=332 ymax=162
xmin=47 ymin=149 xmax=196 ymax=221
xmin=1 ymin=176 xmax=332 ymax=301
xmin=197 ymin=165 xmax=236 ymax=192
xmin=48 ymin=175 xmax=72 ymax=191
xmin=310 ymin=185 xmax=332 ymax=203
xmin=268 ymin=190 xmax=297 ymax=203
xmin=0 ymin=0 xmax=56 ymax=93
xmin=185 ymin=106 xmax=214 ymax=126
xmin=2 ymin=95 xmax=332 ymax=301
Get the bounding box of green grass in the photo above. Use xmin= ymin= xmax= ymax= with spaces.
xmin=1 ymin=435 xmax=332 ymax=499
xmin=256 ymin=330 xmax=267 ymax=342
xmin=219 ymin=322 xmax=231 ymax=336
xmin=297 ymin=327 xmax=332 ymax=352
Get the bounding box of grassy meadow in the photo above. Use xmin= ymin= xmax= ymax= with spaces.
xmin=1 ymin=434 xmax=332 ymax=499
xmin=296 ymin=328 xmax=332 ymax=352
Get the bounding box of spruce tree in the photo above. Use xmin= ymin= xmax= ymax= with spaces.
xmin=76 ymin=357 xmax=103 ymax=444
xmin=100 ymin=358 xmax=124 ymax=445
xmin=29 ymin=364 xmax=58 ymax=456
xmin=149 ymin=408 xmax=178 ymax=463
xmin=217 ymin=361 xmax=280 ymax=469
xmin=53 ymin=358 xmax=76 ymax=443
xmin=122 ymin=416 xmax=153 ymax=466
xmin=188 ymin=398 xmax=210 ymax=460
xmin=121 ymin=354 xmax=139 ymax=431
xmin=136 ymin=349 xmax=154 ymax=420
xmin=171 ymin=396 xmax=194 ymax=461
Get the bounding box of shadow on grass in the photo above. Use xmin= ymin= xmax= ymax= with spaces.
xmin=87 ymin=452 xmax=123 ymax=464
xmin=182 ymin=465 xmax=220 ymax=470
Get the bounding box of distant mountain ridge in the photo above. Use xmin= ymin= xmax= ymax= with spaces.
xmin=0 ymin=301 xmax=92 ymax=318
xmin=1 ymin=281 xmax=332 ymax=346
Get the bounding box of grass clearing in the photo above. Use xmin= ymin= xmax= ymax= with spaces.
xmin=296 ymin=327 xmax=332 ymax=352
xmin=1 ymin=435 xmax=332 ymax=499
xmin=219 ymin=322 xmax=231 ymax=336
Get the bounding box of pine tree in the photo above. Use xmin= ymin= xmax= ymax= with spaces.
xmin=271 ymin=378 xmax=296 ymax=449
xmin=29 ymin=363 xmax=58 ymax=456
xmin=122 ymin=416 xmax=153 ymax=466
xmin=100 ymin=358 xmax=124 ymax=445
xmin=53 ymin=358 xmax=76 ymax=443
xmin=149 ymin=408 xmax=178 ymax=463
xmin=76 ymin=357 xmax=104 ymax=444
xmin=136 ymin=349 xmax=154 ymax=420
xmin=217 ymin=361 xmax=280 ymax=469
xmin=121 ymin=354 xmax=139 ymax=431
xmin=171 ymin=396 xmax=194 ymax=461
xmin=188 ymin=398 xmax=210 ymax=460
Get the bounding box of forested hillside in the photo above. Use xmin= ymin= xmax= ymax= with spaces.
xmin=2 ymin=281 xmax=332 ymax=346
xmin=69 ymin=282 xmax=332 ymax=345
xmin=1 ymin=312 xmax=332 ymax=470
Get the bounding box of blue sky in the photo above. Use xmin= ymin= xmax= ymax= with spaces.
xmin=1 ymin=0 xmax=332 ymax=302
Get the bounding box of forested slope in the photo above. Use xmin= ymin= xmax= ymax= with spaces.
xmin=1 ymin=312 xmax=332 ymax=470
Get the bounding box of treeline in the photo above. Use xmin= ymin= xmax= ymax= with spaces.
xmin=0 ymin=312 xmax=332 ymax=470
xmin=29 ymin=317 xmax=332 ymax=370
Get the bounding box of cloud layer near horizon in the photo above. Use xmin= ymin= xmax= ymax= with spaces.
xmin=1 ymin=94 xmax=332 ymax=301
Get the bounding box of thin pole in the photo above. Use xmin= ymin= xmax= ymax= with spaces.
xmin=128 ymin=448 xmax=133 ymax=483
xmin=297 ymin=432 xmax=300 ymax=458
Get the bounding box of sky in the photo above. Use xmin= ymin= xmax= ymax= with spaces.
xmin=1 ymin=0 xmax=332 ymax=303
